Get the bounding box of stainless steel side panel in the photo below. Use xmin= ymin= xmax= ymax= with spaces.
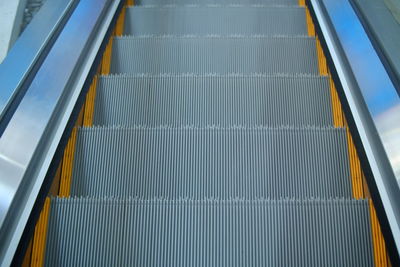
xmin=0 ymin=0 xmax=121 ymax=265
xmin=0 ymin=0 xmax=76 ymax=122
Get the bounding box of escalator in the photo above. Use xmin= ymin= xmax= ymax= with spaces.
xmin=1 ymin=0 xmax=398 ymax=266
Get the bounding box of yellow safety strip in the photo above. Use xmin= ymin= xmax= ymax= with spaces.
xmin=328 ymin=76 xmax=344 ymax=127
xmin=298 ymin=0 xmax=305 ymax=7
xmin=83 ymin=76 xmax=98 ymax=127
xmin=127 ymin=0 xmax=134 ymax=6
xmin=115 ymin=5 xmax=127 ymax=36
xmin=101 ymin=37 xmax=113 ymax=75
xmin=362 ymin=172 xmax=371 ymax=198
xmin=305 ymin=6 xmax=316 ymax=36
xmin=346 ymin=124 xmax=364 ymax=199
xmin=59 ymin=127 xmax=78 ymax=197
xmin=370 ymin=200 xmax=389 ymax=267
xmin=30 ymin=198 xmax=51 ymax=267
xmin=316 ymin=38 xmax=328 ymax=75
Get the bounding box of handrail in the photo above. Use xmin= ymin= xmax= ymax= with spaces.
xmin=309 ymin=0 xmax=400 ymax=264
xmin=0 ymin=0 xmax=122 ymax=265
xmin=0 ymin=0 xmax=78 ymax=134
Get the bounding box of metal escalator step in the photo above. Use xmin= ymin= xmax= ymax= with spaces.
xmin=94 ymin=74 xmax=333 ymax=127
xmin=44 ymin=198 xmax=374 ymax=267
xmin=110 ymin=36 xmax=319 ymax=74
xmin=135 ymin=0 xmax=299 ymax=6
xmin=71 ymin=127 xmax=352 ymax=198
xmin=124 ymin=7 xmax=307 ymax=36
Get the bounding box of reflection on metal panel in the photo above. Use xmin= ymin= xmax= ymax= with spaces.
xmin=0 ymin=0 xmax=76 ymax=124
xmin=0 ymin=0 xmax=121 ymax=265
xmin=0 ymin=0 xmax=27 ymax=63
xmin=21 ymin=0 xmax=48 ymax=33
xmin=352 ymin=0 xmax=400 ymax=94
xmin=322 ymin=0 xmax=400 ymax=185
xmin=384 ymin=0 xmax=400 ymax=24
xmin=375 ymin=105 xmax=400 ymax=185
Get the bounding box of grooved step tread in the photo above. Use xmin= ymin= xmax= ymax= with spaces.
xmin=125 ymin=6 xmax=307 ymax=36
xmin=71 ymin=127 xmax=352 ymax=198
xmin=44 ymin=198 xmax=374 ymax=267
xmin=40 ymin=2 xmax=377 ymax=266
xmin=94 ymin=75 xmax=333 ymax=126
xmin=110 ymin=36 xmax=319 ymax=74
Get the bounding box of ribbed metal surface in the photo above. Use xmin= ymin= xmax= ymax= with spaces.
xmin=40 ymin=2 xmax=376 ymax=265
xmin=44 ymin=198 xmax=374 ymax=267
xmin=110 ymin=36 xmax=319 ymax=74
xmin=70 ymin=127 xmax=352 ymax=198
xmin=94 ymin=74 xmax=333 ymax=127
xmin=124 ymin=7 xmax=307 ymax=36
xmin=135 ymin=0 xmax=298 ymax=6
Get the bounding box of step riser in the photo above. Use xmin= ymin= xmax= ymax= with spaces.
xmin=110 ymin=37 xmax=319 ymax=74
xmin=44 ymin=198 xmax=374 ymax=267
xmin=125 ymin=7 xmax=307 ymax=36
xmin=71 ymin=128 xmax=352 ymax=198
xmin=94 ymin=75 xmax=333 ymax=126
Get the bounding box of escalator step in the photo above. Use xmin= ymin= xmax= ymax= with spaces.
xmin=135 ymin=0 xmax=299 ymax=6
xmin=71 ymin=127 xmax=352 ymax=198
xmin=44 ymin=198 xmax=374 ymax=267
xmin=124 ymin=6 xmax=307 ymax=36
xmin=94 ymin=74 xmax=333 ymax=127
xmin=110 ymin=36 xmax=319 ymax=74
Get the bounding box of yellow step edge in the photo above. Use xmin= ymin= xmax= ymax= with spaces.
xmin=101 ymin=37 xmax=113 ymax=75
xmin=346 ymin=127 xmax=364 ymax=199
xmin=362 ymin=172 xmax=371 ymax=197
xmin=316 ymin=38 xmax=328 ymax=76
xmin=30 ymin=198 xmax=51 ymax=267
xmin=369 ymin=200 xmax=389 ymax=267
xmin=127 ymin=0 xmax=134 ymax=6
xmin=115 ymin=5 xmax=127 ymax=36
xmin=299 ymin=0 xmax=305 ymax=7
xmin=59 ymin=127 xmax=78 ymax=197
xmin=329 ymin=77 xmax=341 ymax=127
xmin=83 ymin=76 xmax=98 ymax=127
xmin=305 ymin=7 xmax=316 ymax=36
xmin=329 ymin=77 xmax=345 ymax=127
